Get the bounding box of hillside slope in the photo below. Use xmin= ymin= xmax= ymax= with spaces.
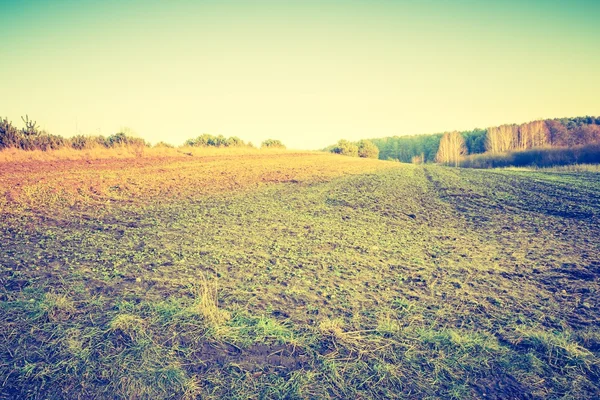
xmin=1 ymin=155 xmax=599 ymax=399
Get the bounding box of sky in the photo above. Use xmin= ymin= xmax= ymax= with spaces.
xmin=1 ymin=0 xmax=599 ymax=149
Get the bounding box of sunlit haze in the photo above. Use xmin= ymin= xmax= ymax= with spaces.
xmin=1 ymin=0 xmax=599 ymax=149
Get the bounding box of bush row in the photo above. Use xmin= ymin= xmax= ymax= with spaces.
xmin=184 ymin=134 xmax=251 ymax=148
xmin=327 ymin=139 xmax=379 ymax=158
xmin=184 ymin=135 xmax=286 ymax=149
xmin=0 ymin=116 xmax=286 ymax=152
xmin=0 ymin=117 xmax=149 ymax=151
xmin=459 ymin=144 xmax=600 ymax=169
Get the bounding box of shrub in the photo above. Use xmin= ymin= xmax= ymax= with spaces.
xmin=459 ymin=152 xmax=514 ymax=169
xmin=184 ymin=138 xmax=197 ymax=147
xmin=357 ymin=139 xmax=379 ymax=158
xmin=225 ymin=136 xmax=244 ymax=147
xmin=185 ymin=134 xmax=249 ymax=148
xmin=261 ymin=139 xmax=286 ymax=149
xmin=331 ymin=139 xmax=358 ymax=157
xmin=70 ymin=135 xmax=93 ymax=150
xmin=0 ymin=117 xmax=21 ymax=149
xmin=411 ymin=154 xmax=424 ymax=164
xmin=153 ymin=141 xmax=174 ymax=148
xmin=192 ymin=134 xmax=214 ymax=147
xmin=70 ymin=135 xmax=108 ymax=150
xmin=105 ymin=132 xmax=147 ymax=148
xmin=26 ymin=133 xmax=67 ymax=151
xmin=106 ymin=132 xmax=129 ymax=147
xmin=459 ymin=144 xmax=600 ymax=168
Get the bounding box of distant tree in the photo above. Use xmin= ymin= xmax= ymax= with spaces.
xmin=566 ymin=120 xmax=577 ymax=131
xmin=225 ymin=136 xmax=244 ymax=147
xmin=184 ymin=134 xmax=250 ymax=148
xmin=21 ymin=115 xmax=40 ymax=136
xmin=370 ymin=134 xmax=443 ymax=162
xmin=331 ymin=140 xmax=359 ymax=157
xmin=261 ymin=139 xmax=286 ymax=149
xmin=192 ymin=134 xmax=214 ymax=147
xmin=486 ymin=124 xmax=519 ymax=153
xmin=518 ymin=120 xmax=549 ymax=149
xmin=209 ymin=134 xmax=228 ymax=147
xmin=572 ymin=124 xmax=600 ymax=145
xmin=436 ymin=131 xmax=467 ymax=166
xmin=546 ymin=120 xmax=569 ymax=146
xmin=462 ymin=129 xmax=487 ymax=154
xmin=328 ymin=116 xmax=599 ymax=163
xmin=357 ymin=139 xmax=379 ymax=158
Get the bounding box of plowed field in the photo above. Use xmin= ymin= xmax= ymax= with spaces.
xmin=1 ymin=153 xmax=599 ymax=399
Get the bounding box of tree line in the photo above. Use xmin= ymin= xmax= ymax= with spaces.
xmin=346 ymin=116 xmax=600 ymax=165
xmin=0 ymin=116 xmax=286 ymax=152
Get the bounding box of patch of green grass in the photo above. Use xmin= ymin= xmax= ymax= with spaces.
xmin=254 ymin=316 xmax=295 ymax=344
xmin=506 ymin=326 xmax=596 ymax=369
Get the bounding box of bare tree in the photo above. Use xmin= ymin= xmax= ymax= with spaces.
xmin=486 ymin=124 xmax=519 ymax=153
xmin=436 ymin=131 xmax=467 ymax=166
xmin=518 ymin=120 xmax=549 ymax=149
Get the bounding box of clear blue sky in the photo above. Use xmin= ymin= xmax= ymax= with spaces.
xmin=1 ymin=0 xmax=599 ymax=149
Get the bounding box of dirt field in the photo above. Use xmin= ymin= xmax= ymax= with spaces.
xmin=0 ymin=151 xmax=393 ymax=212
xmin=1 ymin=152 xmax=599 ymax=399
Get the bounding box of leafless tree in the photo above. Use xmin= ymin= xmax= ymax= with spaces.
xmin=486 ymin=124 xmax=519 ymax=153
xmin=518 ymin=120 xmax=549 ymax=149
xmin=436 ymin=131 xmax=467 ymax=166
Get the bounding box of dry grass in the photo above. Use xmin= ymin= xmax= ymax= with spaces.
xmin=538 ymin=163 xmax=600 ymax=173
xmin=187 ymin=275 xmax=231 ymax=328
xmin=0 ymin=144 xmax=148 ymax=162
xmin=0 ymin=145 xmax=289 ymax=163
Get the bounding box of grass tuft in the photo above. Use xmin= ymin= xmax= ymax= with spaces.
xmin=38 ymin=292 xmax=76 ymax=321
xmin=109 ymin=314 xmax=147 ymax=342
xmin=318 ymin=317 xmax=346 ymax=339
xmin=187 ymin=274 xmax=231 ymax=329
xmin=376 ymin=311 xmax=401 ymax=337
